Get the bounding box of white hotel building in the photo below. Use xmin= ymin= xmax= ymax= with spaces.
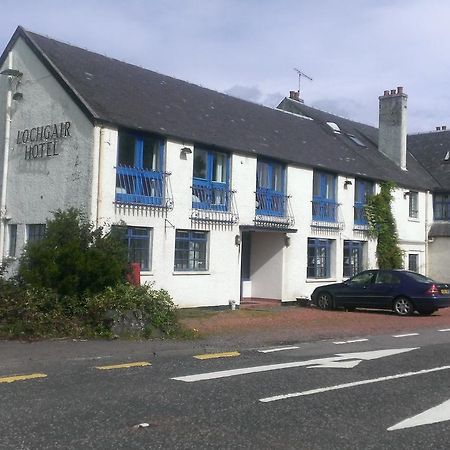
xmin=1 ymin=27 xmax=448 ymax=308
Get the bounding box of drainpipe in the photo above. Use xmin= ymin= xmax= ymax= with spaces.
xmin=0 ymin=53 xmax=13 ymax=263
xmin=96 ymin=126 xmax=105 ymax=227
xmin=424 ymin=190 xmax=430 ymax=275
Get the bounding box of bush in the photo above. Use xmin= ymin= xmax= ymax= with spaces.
xmin=87 ymin=283 xmax=178 ymax=337
xmin=17 ymin=208 xmax=128 ymax=297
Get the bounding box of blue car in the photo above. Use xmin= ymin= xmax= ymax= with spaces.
xmin=311 ymin=270 xmax=450 ymax=316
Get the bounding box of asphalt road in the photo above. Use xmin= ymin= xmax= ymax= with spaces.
xmin=1 ymin=328 xmax=450 ymax=449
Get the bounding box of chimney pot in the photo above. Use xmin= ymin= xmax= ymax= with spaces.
xmin=289 ymin=90 xmax=300 ymax=101
xmin=397 ymin=86 xmax=403 ymax=94
xmin=436 ymin=127 xmax=441 ymax=131
xmin=442 ymin=125 xmax=447 ymax=131
xmin=390 ymin=89 xmax=396 ymax=95
xmin=384 ymin=90 xmax=390 ymax=96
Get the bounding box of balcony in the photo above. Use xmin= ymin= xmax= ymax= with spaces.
xmin=191 ymin=182 xmax=238 ymax=224
xmin=311 ymin=199 xmax=343 ymax=229
xmin=254 ymin=188 xmax=295 ymax=228
xmin=354 ymin=203 xmax=369 ymax=230
xmin=115 ymin=166 xmax=173 ymax=209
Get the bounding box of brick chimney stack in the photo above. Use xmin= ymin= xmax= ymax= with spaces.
xmin=378 ymin=86 xmax=408 ymax=170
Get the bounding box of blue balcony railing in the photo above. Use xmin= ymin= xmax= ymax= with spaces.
xmin=354 ymin=203 xmax=368 ymax=226
xmin=312 ymin=199 xmax=338 ymax=222
xmin=191 ymin=182 xmax=238 ymax=224
xmin=254 ymin=189 xmax=294 ymax=228
xmin=256 ymin=188 xmax=286 ymax=217
xmin=116 ymin=166 xmax=172 ymax=207
xmin=192 ymin=182 xmax=230 ymax=211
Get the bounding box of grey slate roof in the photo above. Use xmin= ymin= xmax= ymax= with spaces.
xmin=408 ymin=131 xmax=450 ymax=191
xmin=277 ymin=98 xmax=438 ymax=191
xmin=0 ymin=27 xmax=437 ymax=191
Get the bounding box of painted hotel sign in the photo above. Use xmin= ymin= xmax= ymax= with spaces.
xmin=16 ymin=121 xmax=71 ymax=160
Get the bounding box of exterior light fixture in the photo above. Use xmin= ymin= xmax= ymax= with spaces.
xmin=180 ymin=146 xmax=192 ymax=155
xmin=344 ymin=180 xmax=353 ymax=189
xmin=234 ymin=234 xmax=241 ymax=246
xmin=284 ymin=234 xmax=291 ymax=247
xmin=12 ymin=92 xmax=23 ymax=101
xmin=403 ymin=191 xmax=411 ymax=199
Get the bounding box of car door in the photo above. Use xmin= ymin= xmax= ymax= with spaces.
xmin=366 ymin=271 xmax=401 ymax=308
xmin=334 ymin=271 xmax=377 ymax=307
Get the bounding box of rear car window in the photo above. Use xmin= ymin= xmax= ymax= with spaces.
xmin=405 ymin=271 xmax=435 ymax=283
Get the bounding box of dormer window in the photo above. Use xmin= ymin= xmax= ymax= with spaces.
xmin=326 ymin=122 xmax=341 ymax=134
xmin=347 ymin=133 xmax=367 ymax=148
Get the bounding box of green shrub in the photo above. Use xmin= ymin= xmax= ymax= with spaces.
xmin=87 ymin=283 xmax=178 ymax=337
xmin=17 ymin=208 xmax=128 ymax=297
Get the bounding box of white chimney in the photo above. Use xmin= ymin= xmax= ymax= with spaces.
xmin=378 ymin=87 xmax=408 ymax=170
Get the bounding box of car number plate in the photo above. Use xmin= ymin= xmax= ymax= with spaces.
xmin=441 ymin=289 xmax=449 ymax=294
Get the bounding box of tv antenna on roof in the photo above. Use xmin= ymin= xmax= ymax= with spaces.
xmin=294 ymin=68 xmax=313 ymax=93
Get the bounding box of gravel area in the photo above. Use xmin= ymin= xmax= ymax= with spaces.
xmin=179 ymin=305 xmax=450 ymax=348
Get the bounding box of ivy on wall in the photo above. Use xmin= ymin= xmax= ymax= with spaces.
xmin=365 ymin=181 xmax=403 ymax=269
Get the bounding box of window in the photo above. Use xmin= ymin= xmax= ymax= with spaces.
xmin=354 ymin=179 xmax=374 ymax=225
xmin=375 ymin=272 xmax=401 ymax=285
xmin=433 ymin=193 xmax=450 ymax=220
xmin=307 ymin=238 xmax=332 ymax=278
xmin=350 ymin=271 xmax=375 ymax=285
xmin=120 ymin=227 xmax=152 ymax=271
xmin=343 ymin=241 xmax=364 ymax=278
xmin=312 ymin=171 xmax=337 ymax=221
xmin=409 ymin=191 xmax=418 ymax=219
xmin=116 ymin=130 xmax=165 ymax=205
xmin=192 ymin=148 xmax=229 ymax=210
xmin=256 ymin=159 xmax=286 ymax=216
xmin=346 ymin=133 xmax=367 ymax=148
xmin=408 ymin=254 xmax=418 ymax=272
xmin=174 ymin=230 xmax=208 ymax=271
xmin=8 ymin=224 xmax=17 ymax=257
xmin=27 ymin=224 xmax=46 ymax=243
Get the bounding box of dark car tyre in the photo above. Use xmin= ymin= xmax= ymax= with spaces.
xmin=393 ymin=297 xmax=414 ymax=316
xmin=317 ymin=292 xmax=333 ymax=310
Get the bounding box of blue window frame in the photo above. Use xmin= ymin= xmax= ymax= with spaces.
xmin=116 ymin=131 xmax=165 ymax=205
xmin=174 ymin=230 xmax=208 ymax=271
xmin=121 ymin=227 xmax=151 ymax=271
xmin=434 ymin=193 xmax=450 ymax=220
xmin=192 ymin=148 xmax=229 ymax=210
xmin=343 ymin=240 xmax=364 ymax=278
xmin=307 ymin=238 xmax=332 ymax=278
xmin=312 ymin=171 xmax=337 ymax=221
xmin=256 ymin=159 xmax=285 ymax=216
xmin=354 ymin=179 xmax=374 ymax=225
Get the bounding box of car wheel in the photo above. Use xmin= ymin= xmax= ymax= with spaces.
xmin=393 ymin=297 xmax=414 ymax=316
xmin=317 ymin=292 xmax=333 ymax=310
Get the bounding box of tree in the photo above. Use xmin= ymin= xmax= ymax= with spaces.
xmin=18 ymin=209 xmax=128 ymax=297
xmin=365 ymin=181 xmax=403 ymax=269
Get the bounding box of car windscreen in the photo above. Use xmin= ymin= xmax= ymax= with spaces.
xmin=404 ymin=272 xmax=435 ymax=283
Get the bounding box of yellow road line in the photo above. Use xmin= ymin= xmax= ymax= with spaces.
xmin=193 ymin=351 xmax=240 ymax=360
xmin=95 ymin=361 xmax=151 ymax=370
xmin=0 ymin=373 xmax=47 ymax=383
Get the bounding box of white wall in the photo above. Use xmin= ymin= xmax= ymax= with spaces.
xmin=0 ymin=37 xmax=94 ymax=265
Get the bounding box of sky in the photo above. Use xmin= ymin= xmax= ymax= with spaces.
xmin=1 ymin=0 xmax=449 ymax=133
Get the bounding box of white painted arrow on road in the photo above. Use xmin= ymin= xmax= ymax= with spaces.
xmin=388 ymin=399 xmax=450 ymax=431
xmin=172 ymin=348 xmax=418 ymax=382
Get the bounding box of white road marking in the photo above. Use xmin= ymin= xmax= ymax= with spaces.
xmin=172 ymin=348 xmax=418 ymax=383
xmin=258 ymin=346 xmax=300 ymax=353
xmin=333 ymin=339 xmax=369 ymax=345
xmin=260 ymin=365 xmax=450 ymax=403
xmin=392 ymin=333 xmax=419 ymax=338
xmin=388 ymin=399 xmax=450 ymax=431
xmin=438 ymin=328 xmax=450 ymax=332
